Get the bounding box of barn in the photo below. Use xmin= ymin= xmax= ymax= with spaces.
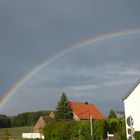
xmin=34 ymin=112 xmax=55 ymax=133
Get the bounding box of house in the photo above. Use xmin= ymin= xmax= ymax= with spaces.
xmin=122 ymin=80 xmax=140 ymax=139
xmin=34 ymin=112 xmax=55 ymax=133
xmin=114 ymin=110 xmax=125 ymax=118
xmin=34 ymin=102 xmax=105 ymax=133
xmin=22 ymin=113 xmax=55 ymax=139
xmin=70 ymin=102 xmax=105 ymax=120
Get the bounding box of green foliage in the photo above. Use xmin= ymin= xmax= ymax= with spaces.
xmin=117 ymin=119 xmax=126 ymax=140
xmin=0 ymin=114 xmax=11 ymax=128
xmin=92 ymin=120 xmax=109 ymax=140
xmin=107 ymin=118 xmax=126 ymax=140
xmin=44 ymin=120 xmax=88 ymax=140
xmin=43 ymin=120 xmax=109 ymax=140
xmin=108 ymin=109 xmax=117 ymax=118
xmin=43 ymin=118 xmax=127 ymax=140
xmin=56 ymin=92 xmax=73 ymax=120
xmin=11 ymin=110 xmax=50 ymax=127
xmin=69 ymin=121 xmax=90 ymax=140
xmin=107 ymin=118 xmax=119 ymax=133
xmin=134 ymin=131 xmax=140 ymax=140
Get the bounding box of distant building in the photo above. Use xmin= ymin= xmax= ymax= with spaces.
xmin=34 ymin=112 xmax=55 ymax=133
xmin=70 ymin=102 xmax=105 ymax=120
xmin=114 ymin=110 xmax=125 ymax=118
xmin=122 ymin=80 xmax=140 ymax=139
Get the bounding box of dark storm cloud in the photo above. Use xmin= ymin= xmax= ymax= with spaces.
xmin=2 ymin=40 xmax=140 ymax=115
xmin=0 ymin=0 xmax=140 ymax=115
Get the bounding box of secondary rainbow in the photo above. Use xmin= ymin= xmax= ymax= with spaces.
xmin=1 ymin=29 xmax=140 ymax=109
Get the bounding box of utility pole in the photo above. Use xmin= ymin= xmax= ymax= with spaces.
xmin=78 ymin=130 xmax=81 ymax=140
xmin=85 ymin=102 xmax=93 ymax=140
xmin=107 ymin=132 xmax=109 ymax=140
xmin=90 ymin=113 xmax=93 ymax=140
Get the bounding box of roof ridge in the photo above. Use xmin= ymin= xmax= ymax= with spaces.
xmin=122 ymin=79 xmax=140 ymax=101
xmin=69 ymin=101 xmax=95 ymax=105
xmin=70 ymin=101 xmax=105 ymax=119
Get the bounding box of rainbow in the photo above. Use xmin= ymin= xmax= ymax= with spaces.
xmin=1 ymin=29 xmax=140 ymax=109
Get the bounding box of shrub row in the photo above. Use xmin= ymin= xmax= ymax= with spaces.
xmin=43 ymin=118 xmax=126 ymax=140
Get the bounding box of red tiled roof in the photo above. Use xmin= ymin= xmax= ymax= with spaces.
xmin=70 ymin=102 xmax=105 ymax=120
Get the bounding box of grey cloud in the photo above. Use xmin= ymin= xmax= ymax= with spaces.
xmin=0 ymin=0 xmax=140 ymax=115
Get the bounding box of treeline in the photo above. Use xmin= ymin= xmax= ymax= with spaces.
xmin=0 ymin=114 xmax=11 ymax=128
xmin=43 ymin=118 xmax=126 ymax=140
xmin=0 ymin=110 xmax=51 ymax=128
xmin=11 ymin=110 xmax=50 ymax=127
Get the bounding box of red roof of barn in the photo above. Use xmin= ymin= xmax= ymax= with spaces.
xmin=70 ymin=102 xmax=105 ymax=120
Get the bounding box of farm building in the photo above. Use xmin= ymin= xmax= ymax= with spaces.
xmin=34 ymin=102 xmax=105 ymax=133
xmin=70 ymin=102 xmax=105 ymax=120
xmin=122 ymin=80 xmax=140 ymax=139
xmin=34 ymin=112 xmax=55 ymax=133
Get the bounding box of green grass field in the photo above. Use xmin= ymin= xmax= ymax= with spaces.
xmin=0 ymin=126 xmax=33 ymax=140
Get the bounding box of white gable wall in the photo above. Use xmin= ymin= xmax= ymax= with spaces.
xmin=73 ymin=112 xmax=80 ymax=121
xmin=124 ymin=83 xmax=140 ymax=138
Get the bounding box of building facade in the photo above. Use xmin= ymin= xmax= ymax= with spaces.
xmin=34 ymin=112 xmax=55 ymax=133
xmin=122 ymin=80 xmax=140 ymax=139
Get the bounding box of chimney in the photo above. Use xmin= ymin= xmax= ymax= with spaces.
xmin=85 ymin=102 xmax=88 ymax=105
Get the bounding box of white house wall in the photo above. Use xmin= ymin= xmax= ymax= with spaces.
xmin=124 ymin=83 xmax=140 ymax=138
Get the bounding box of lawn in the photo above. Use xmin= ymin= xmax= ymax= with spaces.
xmin=0 ymin=126 xmax=33 ymax=140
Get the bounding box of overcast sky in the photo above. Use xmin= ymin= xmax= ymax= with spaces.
xmin=0 ymin=0 xmax=140 ymax=116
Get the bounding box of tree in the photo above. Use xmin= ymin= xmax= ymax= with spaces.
xmin=108 ymin=109 xmax=117 ymax=118
xmin=0 ymin=114 xmax=11 ymax=128
xmin=11 ymin=110 xmax=50 ymax=127
xmin=56 ymin=93 xmax=73 ymax=120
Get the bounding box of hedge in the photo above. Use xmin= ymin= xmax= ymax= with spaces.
xmin=43 ymin=118 xmax=126 ymax=140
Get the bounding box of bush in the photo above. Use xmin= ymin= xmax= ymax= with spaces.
xmin=43 ymin=120 xmax=109 ymax=140
xmin=0 ymin=114 xmax=11 ymax=128
xmin=134 ymin=131 xmax=140 ymax=140
xmin=106 ymin=118 xmax=126 ymax=140
xmin=43 ymin=120 xmax=76 ymax=140
xmin=43 ymin=118 xmax=127 ymax=140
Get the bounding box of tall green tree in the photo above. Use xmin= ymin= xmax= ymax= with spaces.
xmin=108 ymin=109 xmax=117 ymax=118
xmin=0 ymin=114 xmax=11 ymax=128
xmin=56 ymin=92 xmax=73 ymax=120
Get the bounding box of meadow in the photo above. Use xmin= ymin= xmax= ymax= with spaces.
xmin=0 ymin=126 xmax=33 ymax=140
